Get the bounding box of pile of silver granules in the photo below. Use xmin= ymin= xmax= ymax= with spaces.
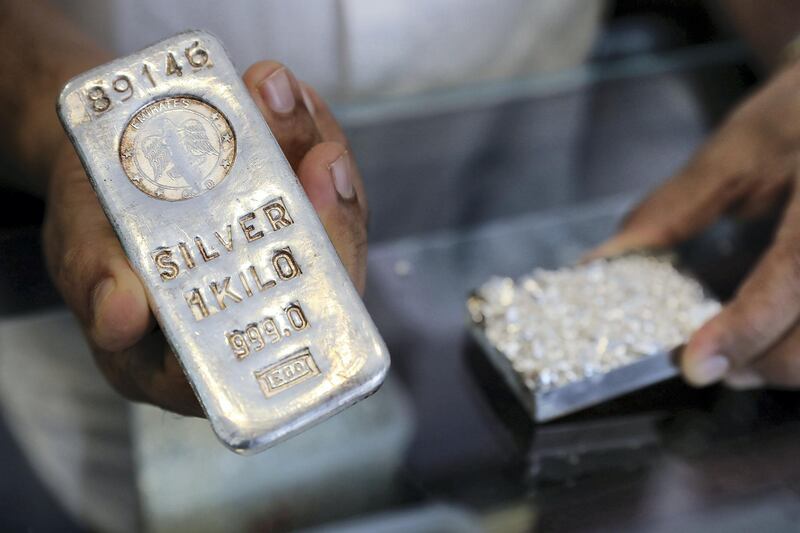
xmin=468 ymin=255 xmax=720 ymax=393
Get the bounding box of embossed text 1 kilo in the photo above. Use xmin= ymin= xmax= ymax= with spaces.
xmin=57 ymin=31 xmax=390 ymax=454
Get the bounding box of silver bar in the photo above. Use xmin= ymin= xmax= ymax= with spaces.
xmin=467 ymin=253 xmax=718 ymax=422
xmin=471 ymin=320 xmax=678 ymax=422
xmin=57 ymin=30 xmax=389 ymax=454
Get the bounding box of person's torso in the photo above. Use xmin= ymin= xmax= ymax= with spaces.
xmin=53 ymin=0 xmax=605 ymax=101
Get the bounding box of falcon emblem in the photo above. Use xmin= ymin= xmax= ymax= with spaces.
xmin=140 ymin=134 xmax=171 ymax=182
xmin=120 ymin=97 xmax=235 ymax=201
xmin=179 ymin=118 xmax=219 ymax=157
xmin=139 ymin=117 xmax=220 ymax=181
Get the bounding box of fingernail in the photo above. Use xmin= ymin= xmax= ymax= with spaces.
xmin=329 ymin=152 xmax=355 ymax=200
xmin=300 ymin=84 xmax=316 ymax=116
xmin=687 ymin=354 xmax=730 ymax=386
xmin=724 ymin=369 xmax=764 ymax=390
xmin=92 ymin=278 xmax=116 ymax=320
xmin=259 ymin=68 xmax=295 ymax=114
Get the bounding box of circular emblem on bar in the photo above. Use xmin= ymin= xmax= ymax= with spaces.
xmin=119 ymin=96 xmax=236 ymax=201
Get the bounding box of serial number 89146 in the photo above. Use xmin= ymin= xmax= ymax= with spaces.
xmin=85 ymin=40 xmax=212 ymax=114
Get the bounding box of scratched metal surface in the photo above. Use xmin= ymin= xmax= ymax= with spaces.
xmin=57 ymin=31 xmax=389 ymax=454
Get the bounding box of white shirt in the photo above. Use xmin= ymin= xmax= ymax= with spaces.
xmin=53 ymin=0 xmax=604 ymax=100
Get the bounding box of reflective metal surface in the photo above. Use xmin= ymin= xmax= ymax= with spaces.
xmin=467 ymin=254 xmax=720 ymax=421
xmin=57 ymin=30 xmax=389 ymax=454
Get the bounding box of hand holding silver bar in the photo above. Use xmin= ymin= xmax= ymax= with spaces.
xmin=57 ymin=30 xmax=389 ymax=454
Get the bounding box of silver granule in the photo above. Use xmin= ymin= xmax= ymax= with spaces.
xmin=469 ymin=255 xmax=720 ymax=393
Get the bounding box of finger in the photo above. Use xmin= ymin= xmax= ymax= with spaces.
xmin=586 ymin=149 xmax=751 ymax=260
xmin=93 ymin=333 xmax=202 ymax=417
xmin=299 ymin=81 xmax=368 ymax=220
xmin=296 ymin=141 xmax=367 ymax=292
xmin=242 ymin=61 xmax=321 ymax=170
xmin=681 ymin=182 xmax=800 ymax=386
xmin=298 ymin=81 xmax=347 ymax=145
xmin=42 ymin=147 xmax=152 ymax=353
xmin=729 ymin=324 xmax=800 ymax=389
xmin=731 ymin=172 xmax=790 ymax=220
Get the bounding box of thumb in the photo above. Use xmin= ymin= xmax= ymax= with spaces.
xmin=586 ymin=154 xmax=749 ymax=260
xmin=43 ymin=146 xmax=153 ymax=352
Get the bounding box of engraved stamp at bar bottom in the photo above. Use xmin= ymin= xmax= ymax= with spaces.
xmin=255 ymin=348 xmax=321 ymax=398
